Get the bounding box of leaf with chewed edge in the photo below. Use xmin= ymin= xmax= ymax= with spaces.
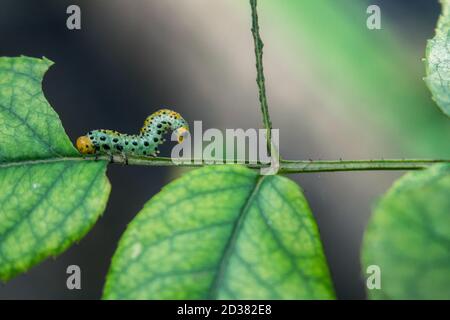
xmin=0 ymin=56 xmax=110 ymax=280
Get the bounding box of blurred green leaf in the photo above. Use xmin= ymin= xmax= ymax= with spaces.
xmin=262 ymin=1 xmax=450 ymax=156
xmin=103 ymin=165 xmax=334 ymax=299
xmin=362 ymin=164 xmax=450 ymax=299
xmin=425 ymin=0 xmax=450 ymax=117
xmin=0 ymin=56 xmax=111 ymax=280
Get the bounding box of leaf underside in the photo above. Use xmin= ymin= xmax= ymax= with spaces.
xmin=0 ymin=56 xmax=110 ymax=281
xmin=425 ymin=0 xmax=450 ymax=117
xmin=362 ymin=164 xmax=450 ymax=299
xmin=103 ymin=165 xmax=335 ymax=300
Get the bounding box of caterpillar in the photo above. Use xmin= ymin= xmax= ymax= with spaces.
xmin=76 ymin=108 xmax=189 ymax=161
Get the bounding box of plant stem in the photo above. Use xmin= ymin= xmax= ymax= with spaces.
xmin=278 ymin=159 xmax=448 ymax=173
xmin=79 ymin=155 xmax=450 ymax=174
xmin=250 ymin=0 xmax=273 ymax=156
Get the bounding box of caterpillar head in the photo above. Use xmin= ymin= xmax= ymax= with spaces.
xmin=76 ymin=136 xmax=95 ymax=154
xmin=175 ymin=126 xmax=189 ymax=143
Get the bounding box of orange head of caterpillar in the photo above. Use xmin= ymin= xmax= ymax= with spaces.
xmin=174 ymin=126 xmax=189 ymax=143
xmin=76 ymin=136 xmax=95 ymax=154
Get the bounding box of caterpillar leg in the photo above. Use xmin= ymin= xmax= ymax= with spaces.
xmin=151 ymin=148 xmax=160 ymax=157
xmin=121 ymin=152 xmax=129 ymax=165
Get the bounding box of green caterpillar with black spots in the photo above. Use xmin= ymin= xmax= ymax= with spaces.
xmin=76 ymin=108 xmax=189 ymax=161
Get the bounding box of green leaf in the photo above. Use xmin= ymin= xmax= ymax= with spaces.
xmin=362 ymin=164 xmax=450 ymax=299
xmin=0 ymin=56 xmax=78 ymax=161
xmin=425 ymin=0 xmax=450 ymax=117
xmin=103 ymin=165 xmax=334 ymax=299
xmin=0 ymin=56 xmax=111 ymax=280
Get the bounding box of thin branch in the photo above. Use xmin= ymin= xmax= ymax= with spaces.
xmin=278 ymin=159 xmax=449 ymax=173
xmin=82 ymin=156 xmax=449 ymax=174
xmin=3 ymin=156 xmax=446 ymax=173
xmin=250 ymin=0 xmax=273 ymax=155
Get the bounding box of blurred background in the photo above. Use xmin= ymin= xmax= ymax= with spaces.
xmin=0 ymin=0 xmax=449 ymax=299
